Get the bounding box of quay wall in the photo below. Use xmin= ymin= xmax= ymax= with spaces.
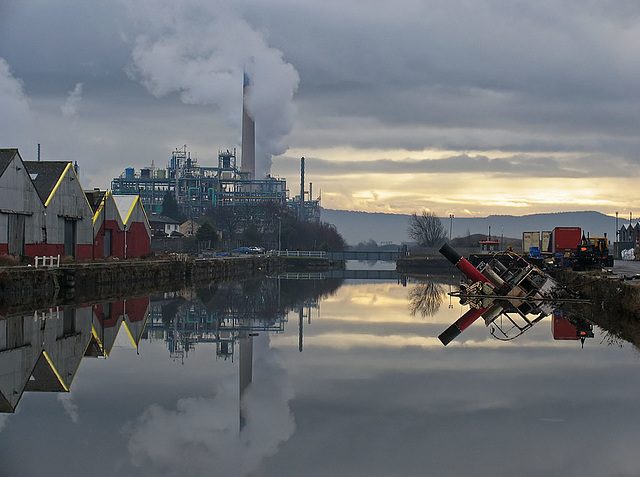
xmin=0 ymin=255 xmax=334 ymax=312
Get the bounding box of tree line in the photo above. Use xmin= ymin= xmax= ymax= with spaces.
xmin=161 ymin=192 xmax=347 ymax=251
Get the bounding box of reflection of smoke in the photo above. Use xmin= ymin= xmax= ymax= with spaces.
xmin=408 ymin=281 xmax=446 ymax=318
xmin=57 ymin=393 xmax=79 ymax=423
xmin=126 ymin=333 xmax=295 ymax=477
xmin=0 ymin=414 xmax=8 ymax=433
xmin=126 ymin=1 xmax=299 ymax=178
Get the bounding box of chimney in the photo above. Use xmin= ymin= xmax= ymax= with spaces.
xmin=299 ymin=157 xmax=305 ymax=220
xmin=241 ymin=73 xmax=255 ymax=179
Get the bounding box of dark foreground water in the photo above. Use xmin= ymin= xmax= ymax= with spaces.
xmin=1 ymin=276 xmax=639 ymax=477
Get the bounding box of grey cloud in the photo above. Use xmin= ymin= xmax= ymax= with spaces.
xmin=277 ymin=152 xmax=626 ymax=179
xmin=1 ymin=0 xmax=639 ymax=201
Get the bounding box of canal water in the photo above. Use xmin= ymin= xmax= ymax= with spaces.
xmin=1 ymin=276 xmax=640 ymax=476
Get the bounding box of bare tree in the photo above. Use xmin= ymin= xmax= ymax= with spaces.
xmin=408 ymin=210 xmax=447 ymax=247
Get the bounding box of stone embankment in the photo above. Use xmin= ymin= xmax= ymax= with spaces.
xmin=0 ymin=255 xmax=333 ymax=313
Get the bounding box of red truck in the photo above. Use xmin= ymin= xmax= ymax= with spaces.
xmin=551 ymin=226 xmax=582 ymax=253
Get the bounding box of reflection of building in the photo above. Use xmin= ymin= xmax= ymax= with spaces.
xmin=0 ymin=297 xmax=151 ymax=413
xmin=87 ymin=297 xmax=151 ymax=358
xmin=0 ymin=306 xmax=92 ymax=412
xmin=145 ymin=281 xmax=290 ymax=363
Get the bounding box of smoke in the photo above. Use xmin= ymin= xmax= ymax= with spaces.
xmin=0 ymin=57 xmax=33 ymax=149
xmin=125 ymin=333 xmax=295 ymax=477
xmin=125 ymin=0 xmax=299 ymax=178
xmin=61 ymin=83 xmax=83 ymax=123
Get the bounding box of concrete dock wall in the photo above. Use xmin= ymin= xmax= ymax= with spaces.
xmin=0 ymin=255 xmax=335 ymax=313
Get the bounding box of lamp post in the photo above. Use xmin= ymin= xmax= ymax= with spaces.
xmin=449 ymin=214 xmax=454 ymax=241
xmin=278 ymin=217 xmax=282 ymax=253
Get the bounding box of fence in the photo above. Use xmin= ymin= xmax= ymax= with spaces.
xmin=34 ymin=255 xmax=60 ymax=268
xmin=267 ymin=250 xmax=327 ymax=258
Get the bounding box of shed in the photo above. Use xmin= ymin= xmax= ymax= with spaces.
xmin=0 ymin=149 xmax=44 ymax=257
xmin=113 ymin=195 xmax=151 ymax=258
xmin=24 ymin=160 xmax=94 ymax=258
xmin=86 ymin=190 xmax=125 ymax=258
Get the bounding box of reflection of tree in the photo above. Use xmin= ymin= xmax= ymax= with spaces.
xmin=186 ymin=278 xmax=343 ymax=324
xmin=408 ymin=281 xmax=446 ymax=318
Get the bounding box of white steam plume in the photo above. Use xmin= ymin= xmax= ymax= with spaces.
xmin=0 ymin=57 xmax=33 ymax=149
xmin=61 ymin=82 xmax=83 ymax=122
xmin=125 ymin=1 xmax=299 ymax=178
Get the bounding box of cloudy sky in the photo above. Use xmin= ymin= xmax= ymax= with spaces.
xmin=1 ymin=0 xmax=639 ymax=217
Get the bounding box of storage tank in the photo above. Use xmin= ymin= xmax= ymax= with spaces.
xmin=140 ymin=168 xmax=151 ymax=179
xmin=125 ymin=167 xmax=135 ymax=179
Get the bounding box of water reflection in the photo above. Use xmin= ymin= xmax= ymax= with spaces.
xmin=407 ymin=280 xmax=447 ymax=318
xmin=0 ymin=278 xmax=342 ymax=416
xmin=2 ymin=276 xmax=640 ymax=476
xmin=0 ymin=297 xmax=149 ymax=413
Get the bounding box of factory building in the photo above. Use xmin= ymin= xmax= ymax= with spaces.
xmin=111 ymin=147 xmax=320 ymax=221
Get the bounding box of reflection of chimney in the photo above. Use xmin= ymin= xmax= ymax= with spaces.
xmin=298 ymin=305 xmax=303 ymax=352
xmin=239 ymin=333 xmax=253 ymax=431
xmin=241 ymin=74 xmax=255 ymax=179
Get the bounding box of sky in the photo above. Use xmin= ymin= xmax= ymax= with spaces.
xmin=1 ymin=0 xmax=639 ymax=218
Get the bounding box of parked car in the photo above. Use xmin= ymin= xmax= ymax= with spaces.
xmin=232 ymin=247 xmax=252 ymax=254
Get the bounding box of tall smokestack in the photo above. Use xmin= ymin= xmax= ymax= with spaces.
xmin=300 ymin=157 xmax=305 ymax=220
xmin=241 ymin=73 xmax=256 ymax=179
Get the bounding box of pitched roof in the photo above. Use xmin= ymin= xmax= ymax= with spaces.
xmin=84 ymin=189 xmax=107 ymax=213
xmin=0 ymin=148 xmax=19 ymax=176
xmin=23 ymin=161 xmax=71 ymax=205
xmin=148 ymin=213 xmax=181 ymax=225
xmin=113 ymin=195 xmax=138 ymax=224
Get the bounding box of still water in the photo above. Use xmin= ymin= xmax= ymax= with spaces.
xmin=1 ymin=276 xmax=640 ymax=477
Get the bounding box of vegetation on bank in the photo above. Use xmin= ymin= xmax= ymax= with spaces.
xmin=162 ymin=201 xmax=347 ymax=253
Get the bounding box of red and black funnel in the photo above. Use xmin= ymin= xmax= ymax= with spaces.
xmin=439 ymin=243 xmax=492 ymax=284
xmin=438 ymin=243 xmax=496 ymax=346
xmin=439 ymin=306 xmax=489 ymax=345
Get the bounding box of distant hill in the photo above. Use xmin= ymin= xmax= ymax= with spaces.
xmin=320 ymin=209 xmax=618 ymax=246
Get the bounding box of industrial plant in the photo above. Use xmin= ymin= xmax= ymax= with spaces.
xmin=111 ymin=74 xmax=320 ymax=223
xmin=110 ymin=147 xmax=320 ymax=221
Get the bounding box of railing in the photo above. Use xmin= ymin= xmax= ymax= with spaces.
xmin=325 ymin=250 xmax=402 ymax=261
xmin=34 ymin=255 xmax=60 ymax=268
xmin=268 ymin=250 xmax=327 ymax=258
xmin=277 ymin=273 xmax=325 ymax=280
